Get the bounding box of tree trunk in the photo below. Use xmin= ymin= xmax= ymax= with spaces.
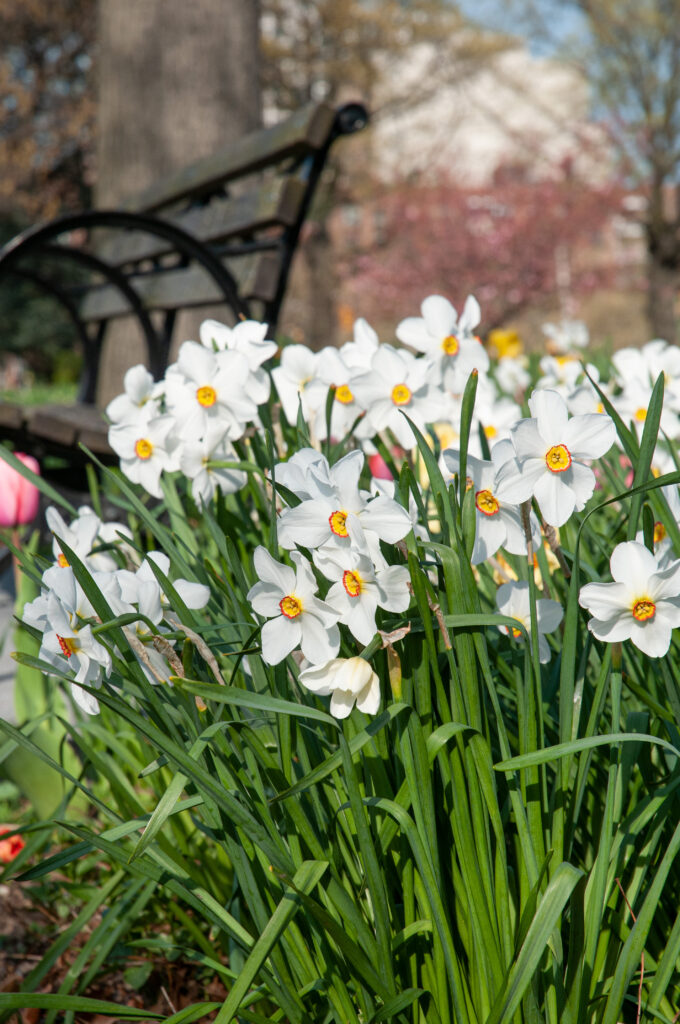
xmin=95 ymin=0 xmax=261 ymax=405
xmin=647 ymin=251 xmax=679 ymax=343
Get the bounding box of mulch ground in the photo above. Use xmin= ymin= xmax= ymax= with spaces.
xmin=0 ymin=881 xmax=229 ymax=1023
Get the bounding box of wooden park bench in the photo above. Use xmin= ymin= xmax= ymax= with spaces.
xmin=0 ymin=101 xmax=368 ymax=485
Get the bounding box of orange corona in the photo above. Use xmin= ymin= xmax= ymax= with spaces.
xmin=329 ymin=510 xmax=349 ymax=537
xmin=545 ymin=444 xmax=571 ymax=473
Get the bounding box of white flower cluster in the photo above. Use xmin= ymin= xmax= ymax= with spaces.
xmin=247 ymin=449 xmax=413 ymax=717
xmin=107 ymin=320 xmax=277 ymax=502
xmin=22 ymin=506 xmax=209 ymax=714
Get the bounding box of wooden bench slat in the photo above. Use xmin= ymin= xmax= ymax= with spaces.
xmin=79 ymin=252 xmax=281 ymax=322
xmin=29 ymin=405 xmax=113 ymax=455
xmin=122 ymin=102 xmax=336 ymax=213
xmin=94 ymin=176 xmax=307 ymax=268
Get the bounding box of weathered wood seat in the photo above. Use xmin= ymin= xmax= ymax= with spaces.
xmin=0 ymin=101 xmax=368 ymax=483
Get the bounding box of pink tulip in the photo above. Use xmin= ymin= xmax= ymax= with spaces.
xmin=0 ymin=453 xmax=40 ymax=527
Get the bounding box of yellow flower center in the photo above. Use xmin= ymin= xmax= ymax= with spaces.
xmin=342 ymin=570 xmax=363 ymax=598
xmin=596 ymin=402 xmax=604 ymax=414
xmin=335 ymin=384 xmax=354 ymax=404
xmin=391 ymin=384 xmax=412 ymax=406
xmin=511 ymin=626 xmax=524 ymax=639
xmin=475 ymin=489 xmax=500 ymax=516
xmin=279 ymin=595 xmax=302 ymax=619
xmin=57 ymin=635 xmax=76 ymax=658
xmin=545 ymin=443 xmax=572 ymax=473
xmin=329 ymin=510 xmax=349 ymax=537
xmin=441 ymin=335 xmax=459 ymax=356
xmin=57 ymin=553 xmax=69 ymax=568
xmin=654 ymin=522 xmax=666 ymax=544
xmin=196 ymin=385 xmax=217 ymax=408
xmin=632 ymin=597 xmax=655 ymax=622
xmin=634 ymin=407 xmax=647 ymax=422
xmin=135 ymin=438 xmax=154 ymax=460
xmin=484 ymin=424 xmax=497 ymax=439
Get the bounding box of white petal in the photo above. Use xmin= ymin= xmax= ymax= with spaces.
xmin=253 ymin=546 xmax=296 ymax=593
xmin=564 ymin=413 xmax=616 ymax=460
xmin=529 ymin=389 xmax=569 ymax=445
xmin=421 ymin=295 xmax=457 ymax=338
xmin=610 ymin=541 xmax=657 ymax=587
xmin=355 ymin=676 xmax=381 ymax=715
xmin=533 ymin=471 xmax=576 ymax=527
xmin=300 ymin=615 xmax=340 ymax=664
xmin=329 ymin=689 xmax=357 ymax=719
xmin=261 ymin=616 xmax=300 ymax=665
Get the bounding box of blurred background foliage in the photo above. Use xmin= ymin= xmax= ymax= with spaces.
xmin=0 ymin=0 xmax=679 ymax=384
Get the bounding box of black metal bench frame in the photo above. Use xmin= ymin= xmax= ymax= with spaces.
xmin=0 ymin=101 xmax=368 ymax=479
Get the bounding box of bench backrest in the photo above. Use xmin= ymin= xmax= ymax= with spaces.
xmin=0 ymin=101 xmax=368 ymax=402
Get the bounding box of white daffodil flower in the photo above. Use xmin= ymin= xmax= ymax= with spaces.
xmin=165 ymin=341 xmax=257 ymax=441
xmin=178 ymin=421 xmax=247 ymax=505
xmin=199 ymin=318 xmax=277 ymax=405
xmin=120 ymin=551 xmax=210 ymax=612
xmin=109 ymin=414 xmax=179 ymax=498
xmin=542 ymin=319 xmax=589 ymax=354
xmin=496 ymin=580 xmax=563 ymax=663
xmin=338 ymin=317 xmax=380 ymax=372
xmin=105 ymin=364 xmax=160 ymax=428
xmin=271 ymin=344 xmax=328 ymax=427
xmin=351 ymin=344 xmax=447 ymax=448
xmin=314 ymin=546 xmax=411 ymax=645
xmin=298 ymin=656 xmax=380 ymax=718
xmin=272 ymin=448 xmax=332 ymax=501
xmin=276 ymin=449 xmax=412 ymax=555
xmin=314 ymin=346 xmax=365 ymax=442
xmin=396 ymin=294 xmax=489 ymax=393
xmin=613 ymin=381 xmax=680 ymax=441
xmin=443 ymin=442 xmax=541 ymax=564
xmin=579 ymin=541 xmax=680 ymax=658
xmin=473 ymin=376 xmax=523 ymax=451
xmin=493 ymin=354 xmax=531 ymax=398
xmin=247 ymin=547 xmax=340 ymax=665
xmin=33 ymin=567 xmax=112 ymax=714
xmin=495 ymin=388 xmax=616 ymax=527
xmin=46 ymin=505 xmax=132 ymax=572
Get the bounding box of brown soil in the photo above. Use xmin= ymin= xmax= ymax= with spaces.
xmin=0 ymin=881 xmax=228 ymax=1023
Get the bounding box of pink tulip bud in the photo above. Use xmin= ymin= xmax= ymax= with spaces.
xmin=0 ymin=453 xmax=40 ymax=528
xmin=368 ymin=452 xmax=393 ymax=480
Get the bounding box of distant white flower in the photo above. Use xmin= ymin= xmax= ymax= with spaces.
xmin=495 ymin=388 xmax=616 ymax=526
xmin=351 ymin=344 xmax=447 ymax=448
xmin=542 ymin=319 xmax=589 ymax=354
xmin=443 ymin=442 xmax=541 ymax=564
xmin=165 ymin=341 xmax=258 ymax=440
xmin=119 ymin=551 xmax=210 ymax=612
xmin=339 ymin=318 xmax=380 ymax=372
xmin=579 ymin=541 xmax=680 ymax=657
xmin=496 ymin=580 xmax=563 ymax=663
xmin=299 ymin=656 xmax=381 ymax=718
xmin=46 ymin=505 xmax=131 ymax=572
xmin=178 ymin=421 xmax=247 ymax=505
xmin=314 ymin=346 xmax=365 ymax=441
xmin=109 ymin=414 xmax=179 ymax=498
xmin=314 ymin=546 xmax=411 ymax=645
xmin=271 ymin=344 xmax=328 ymax=427
xmin=106 ymin=364 xmax=159 ymax=428
xmin=396 ymin=294 xmax=489 ymax=393
xmin=613 ymin=380 xmax=680 ymax=440
xmin=247 ymin=547 xmax=340 ymax=665
xmin=199 ymin=318 xmax=277 ymax=405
